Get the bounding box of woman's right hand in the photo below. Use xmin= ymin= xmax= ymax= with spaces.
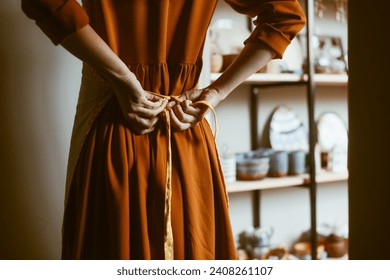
xmin=110 ymin=73 xmax=168 ymax=134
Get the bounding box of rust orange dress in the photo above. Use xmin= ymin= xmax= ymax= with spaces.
xmin=22 ymin=0 xmax=305 ymax=259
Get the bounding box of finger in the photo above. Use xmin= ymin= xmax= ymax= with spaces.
xmin=126 ymin=113 xmax=160 ymax=131
xmin=172 ymin=94 xmax=187 ymax=103
xmin=182 ymin=100 xmax=202 ymax=116
xmin=144 ymin=91 xmax=162 ymax=101
xmin=144 ymin=91 xmax=172 ymax=106
xmin=184 ymin=88 xmax=204 ymax=102
xmin=133 ymin=99 xmax=168 ymax=118
xmin=167 ymin=100 xmax=176 ymax=109
xmin=142 ymin=95 xmax=168 ymax=109
xmin=169 ymin=108 xmax=192 ymax=131
xmin=172 ymin=103 xmax=198 ymax=125
xmin=166 ymin=94 xmax=185 ymax=109
xmin=135 ymin=114 xmax=160 ymax=130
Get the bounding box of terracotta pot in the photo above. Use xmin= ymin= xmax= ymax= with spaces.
xmin=324 ymin=234 xmax=347 ymax=258
xmin=221 ymin=54 xmax=238 ymax=71
xmin=210 ymin=54 xmax=223 ymax=73
xmin=261 ymin=246 xmax=289 ymax=260
xmin=293 ymin=241 xmax=325 ymax=259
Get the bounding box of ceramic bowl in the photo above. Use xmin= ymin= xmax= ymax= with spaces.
xmin=293 ymin=242 xmax=326 ymax=260
xmin=236 ymin=152 xmax=270 ymax=180
xmin=220 ymin=156 xmax=236 ymax=183
xmin=236 ymin=165 xmax=269 ymax=180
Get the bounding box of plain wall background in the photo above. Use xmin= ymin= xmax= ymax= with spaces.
xmin=0 ymin=1 xmax=82 ymax=259
xmin=1 ymin=0 xmax=348 ymax=259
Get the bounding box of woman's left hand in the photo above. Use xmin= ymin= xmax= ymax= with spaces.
xmin=168 ymin=87 xmax=222 ymax=131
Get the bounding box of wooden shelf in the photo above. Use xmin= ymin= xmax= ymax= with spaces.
xmin=227 ymin=170 xmax=348 ymax=193
xmin=210 ymin=73 xmax=348 ymax=86
xmin=313 ymin=74 xmax=348 ymax=85
xmin=304 ymin=170 xmax=349 ymax=184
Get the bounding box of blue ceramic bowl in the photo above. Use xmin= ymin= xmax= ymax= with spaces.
xmin=236 ymin=151 xmax=270 ymax=180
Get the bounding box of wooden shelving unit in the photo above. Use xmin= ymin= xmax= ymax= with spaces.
xmin=227 ymin=170 xmax=348 ymax=193
xmin=206 ymin=0 xmax=348 ymax=260
xmin=210 ymin=73 xmax=348 ymax=86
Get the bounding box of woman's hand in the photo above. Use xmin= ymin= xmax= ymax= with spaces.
xmin=168 ymin=87 xmax=222 ymax=131
xmin=110 ymin=74 xmax=168 ymax=134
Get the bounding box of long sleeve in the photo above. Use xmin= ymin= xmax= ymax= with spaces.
xmin=225 ymin=0 xmax=306 ymax=58
xmin=21 ymin=0 xmax=89 ymax=45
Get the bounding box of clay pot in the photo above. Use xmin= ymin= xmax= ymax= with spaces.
xmin=210 ymin=54 xmax=223 ymax=73
xmin=324 ymin=234 xmax=347 ymax=258
xmin=256 ymin=65 xmax=267 ymax=73
xmin=269 ymin=151 xmax=289 ymax=177
xmin=221 ymin=54 xmax=238 ymax=71
xmin=288 ymin=150 xmax=306 ymax=175
xmin=293 ymin=241 xmax=325 ymax=260
xmin=261 ymin=246 xmax=289 ymax=260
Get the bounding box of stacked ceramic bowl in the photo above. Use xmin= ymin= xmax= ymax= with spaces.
xmin=236 ymin=149 xmax=272 ymax=180
xmin=220 ymin=154 xmax=236 ymax=183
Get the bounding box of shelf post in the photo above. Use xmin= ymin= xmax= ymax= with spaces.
xmin=250 ymin=86 xmax=261 ymax=228
xmin=305 ymin=0 xmax=318 ymax=260
xmin=250 ymin=86 xmax=260 ymax=150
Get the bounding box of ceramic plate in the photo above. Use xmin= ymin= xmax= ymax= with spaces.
xmin=269 ymin=105 xmax=308 ymax=152
xmin=317 ymin=112 xmax=348 ymax=151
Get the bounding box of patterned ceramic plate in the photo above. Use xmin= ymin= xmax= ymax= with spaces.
xmin=269 ymin=105 xmax=308 ymax=152
xmin=317 ymin=112 xmax=348 ymax=151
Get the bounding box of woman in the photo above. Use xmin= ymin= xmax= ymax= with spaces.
xmin=22 ymin=0 xmax=305 ymax=260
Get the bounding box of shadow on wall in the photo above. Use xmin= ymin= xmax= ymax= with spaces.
xmin=0 ymin=1 xmax=82 ymax=259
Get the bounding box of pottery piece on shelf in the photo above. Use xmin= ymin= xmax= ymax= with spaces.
xmin=236 ymin=249 xmax=250 ymax=260
xmin=269 ymin=105 xmax=308 ymax=153
xmin=220 ymin=155 xmax=236 ymax=183
xmin=236 ymin=151 xmax=270 ymax=180
xmin=317 ymin=112 xmax=348 ymax=172
xmin=209 ymin=18 xmax=250 ymax=55
xmin=269 ymin=150 xmax=289 ymax=177
xmin=293 ymin=242 xmax=327 ymax=260
xmin=278 ymin=37 xmax=304 ymax=74
xmin=261 ymin=246 xmax=289 ymax=260
xmin=317 ymin=112 xmax=348 ymax=151
xmin=221 ymin=53 xmax=238 ymax=72
xmin=219 ymin=144 xmax=236 ymax=183
xmin=210 ymin=53 xmax=223 ymax=73
xmin=324 ymin=233 xmax=347 ymax=258
xmin=238 ymin=226 xmax=274 ymax=259
xmin=288 ymin=150 xmax=307 ymax=175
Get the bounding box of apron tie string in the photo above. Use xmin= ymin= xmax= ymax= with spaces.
xmin=151 ymin=92 xmax=218 ymax=260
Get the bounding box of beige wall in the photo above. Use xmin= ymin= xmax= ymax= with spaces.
xmin=0 ymin=1 xmax=82 ymax=259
